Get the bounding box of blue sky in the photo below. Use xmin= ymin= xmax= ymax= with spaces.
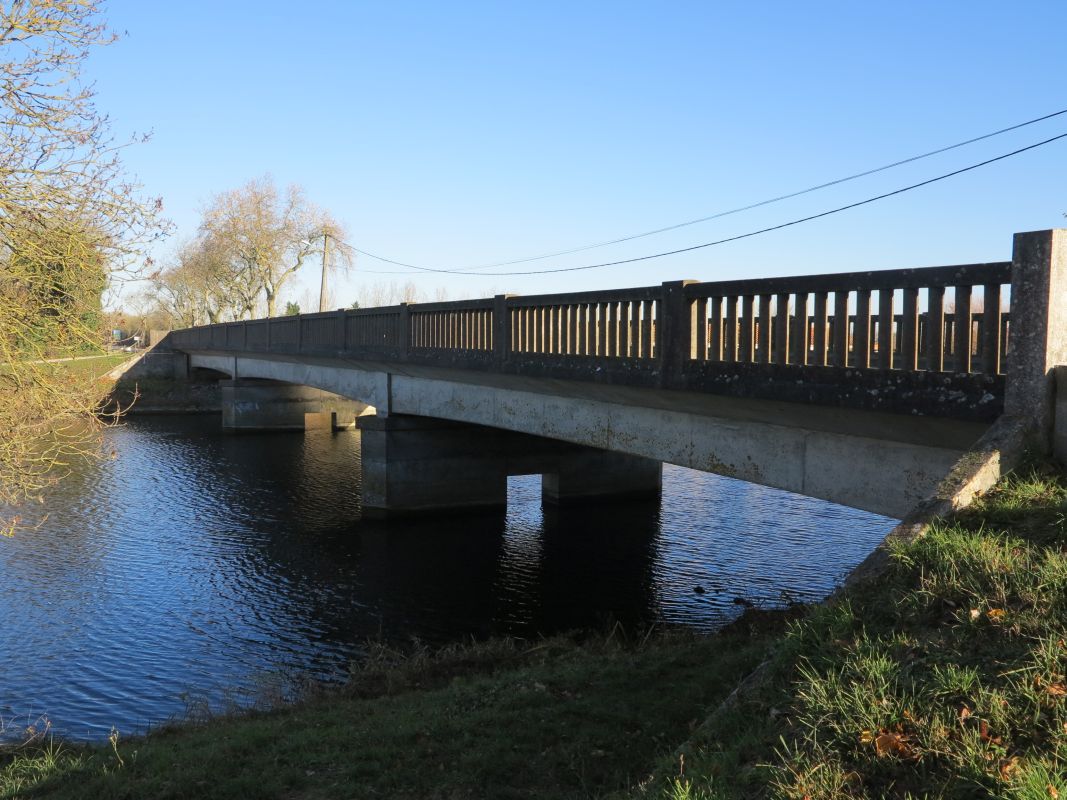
xmin=90 ymin=1 xmax=1067 ymax=308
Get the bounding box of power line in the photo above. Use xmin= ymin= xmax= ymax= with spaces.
xmin=352 ymin=107 xmax=1067 ymax=274
xmin=352 ymin=130 xmax=1067 ymax=277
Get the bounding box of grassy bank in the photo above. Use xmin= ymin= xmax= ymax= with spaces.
xmin=5 ymin=466 xmax=1066 ymax=799
xmin=49 ymin=353 xmax=130 ymax=380
xmin=641 ymin=464 xmax=1067 ymax=799
xmin=0 ymin=628 xmax=774 ymax=799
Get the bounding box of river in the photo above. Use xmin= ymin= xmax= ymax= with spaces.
xmin=0 ymin=415 xmax=895 ymax=741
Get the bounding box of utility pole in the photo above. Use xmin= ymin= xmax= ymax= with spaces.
xmin=318 ymin=232 xmax=330 ymax=312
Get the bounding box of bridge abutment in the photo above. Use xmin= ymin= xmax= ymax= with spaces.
xmin=357 ymin=414 xmax=663 ymax=517
xmin=221 ymin=379 xmax=370 ymax=432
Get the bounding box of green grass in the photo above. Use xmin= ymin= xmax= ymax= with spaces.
xmin=0 ymin=628 xmax=772 ymax=799
xmin=49 ymin=353 xmax=129 ymax=380
xmin=640 ymin=464 xmax=1067 ymax=799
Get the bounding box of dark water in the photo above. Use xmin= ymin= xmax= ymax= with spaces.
xmin=0 ymin=415 xmax=895 ymax=741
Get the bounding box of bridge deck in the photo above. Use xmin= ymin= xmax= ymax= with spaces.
xmin=183 ymin=348 xmax=986 ymax=518
xmin=186 ymin=349 xmax=988 ymax=452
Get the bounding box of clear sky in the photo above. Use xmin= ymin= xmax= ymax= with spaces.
xmin=89 ymin=1 xmax=1067 ymax=308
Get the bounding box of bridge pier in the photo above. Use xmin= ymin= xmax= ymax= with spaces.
xmin=357 ymin=414 xmax=662 ymax=517
xmin=221 ymin=379 xmax=370 ymax=432
xmin=541 ymin=450 xmax=662 ymax=505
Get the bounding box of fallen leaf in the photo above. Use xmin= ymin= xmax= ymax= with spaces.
xmin=959 ymin=705 xmax=972 ymax=722
xmin=1046 ymin=683 xmax=1067 ymax=698
xmin=987 ymin=608 xmax=1006 ymax=621
xmin=874 ymin=730 xmax=918 ymax=760
xmin=999 ymin=756 xmax=1020 ymax=780
xmin=1048 ymin=785 xmax=1059 ymax=799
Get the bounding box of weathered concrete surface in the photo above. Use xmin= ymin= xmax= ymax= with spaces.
xmin=109 ymin=348 xmax=188 ymax=382
xmin=189 ymin=352 xmax=984 ymax=518
xmin=1005 ymin=229 xmax=1067 ymax=445
xmin=1055 ymin=366 xmax=1067 ymax=464
xmin=359 ymin=415 xmax=509 ymax=515
xmin=357 ymin=414 xmax=663 ymax=516
xmin=541 ymin=448 xmax=661 ymax=505
xmin=106 ymin=348 xmax=220 ymax=414
xmin=221 ymin=378 xmax=370 ymax=431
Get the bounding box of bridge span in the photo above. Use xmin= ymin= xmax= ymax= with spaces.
xmin=150 ymin=229 xmax=1067 ymax=521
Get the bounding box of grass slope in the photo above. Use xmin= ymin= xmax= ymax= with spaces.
xmin=648 ymin=465 xmax=1067 ymax=799
xmin=1 ymin=631 xmax=770 ymax=799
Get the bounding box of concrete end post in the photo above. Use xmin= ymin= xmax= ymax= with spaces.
xmin=1055 ymin=366 xmax=1067 ymax=463
xmin=1004 ymin=229 xmax=1067 ymax=450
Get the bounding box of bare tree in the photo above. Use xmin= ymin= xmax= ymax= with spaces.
xmin=0 ymin=0 xmax=167 ymax=532
xmin=353 ymin=280 xmax=426 ymax=308
xmin=150 ymin=234 xmax=259 ymax=326
xmin=198 ymin=176 xmax=347 ymax=317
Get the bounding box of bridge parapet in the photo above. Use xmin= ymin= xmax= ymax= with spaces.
xmin=168 ymin=230 xmax=1067 ymax=424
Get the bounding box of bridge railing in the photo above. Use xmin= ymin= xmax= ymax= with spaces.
xmin=684 ymin=262 xmax=1012 ymax=375
xmin=167 ymin=257 xmax=1022 ymax=420
xmin=506 ymin=286 xmax=662 ymax=359
xmin=410 ymin=299 xmax=494 ymax=352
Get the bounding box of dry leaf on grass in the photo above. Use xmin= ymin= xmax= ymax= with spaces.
xmin=873 ymin=730 xmax=919 ymax=760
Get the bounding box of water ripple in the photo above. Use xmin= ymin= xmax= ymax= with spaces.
xmin=0 ymin=415 xmax=895 ymax=740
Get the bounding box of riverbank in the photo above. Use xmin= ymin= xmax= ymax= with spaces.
xmin=4 ymin=465 xmax=1065 ymax=798
xmin=0 ymin=625 xmax=777 ymax=799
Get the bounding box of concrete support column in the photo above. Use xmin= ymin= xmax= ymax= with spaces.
xmin=541 ymin=451 xmax=662 ymax=505
xmin=1005 ymin=229 xmax=1067 ymax=450
xmin=358 ymin=414 xmax=508 ymax=516
xmin=221 ymin=379 xmax=369 ymax=431
xmin=357 ymin=414 xmax=664 ymax=516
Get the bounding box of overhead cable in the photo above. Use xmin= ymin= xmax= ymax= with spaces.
xmin=352 ymin=107 xmax=1067 ymax=274
xmin=350 ymin=130 xmax=1067 ymax=277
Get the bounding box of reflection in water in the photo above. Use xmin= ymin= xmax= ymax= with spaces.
xmin=0 ymin=415 xmax=895 ymax=740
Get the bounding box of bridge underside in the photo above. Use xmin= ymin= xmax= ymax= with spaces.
xmin=179 ymin=351 xmax=989 ymax=519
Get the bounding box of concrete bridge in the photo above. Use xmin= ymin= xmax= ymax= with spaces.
xmin=150 ymin=229 xmax=1067 ymax=521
